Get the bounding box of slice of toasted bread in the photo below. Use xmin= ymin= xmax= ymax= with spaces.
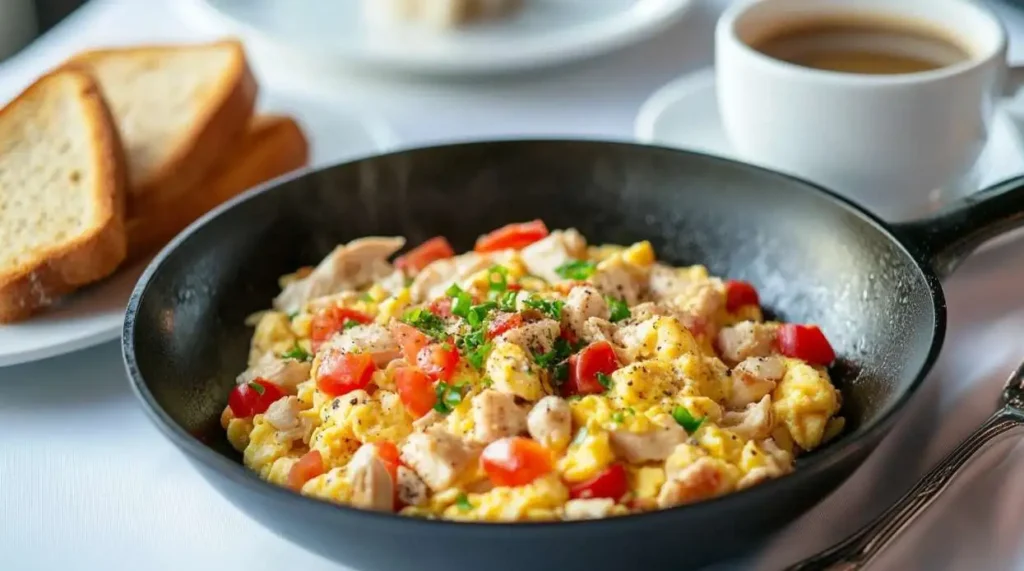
xmin=66 ymin=39 xmax=257 ymax=220
xmin=126 ymin=114 xmax=309 ymax=262
xmin=0 ymin=69 xmax=127 ymax=323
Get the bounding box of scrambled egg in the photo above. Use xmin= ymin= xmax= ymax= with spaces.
xmin=224 ymin=226 xmax=845 ymax=522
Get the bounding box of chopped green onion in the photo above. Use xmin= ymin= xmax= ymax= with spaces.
xmin=611 ymin=410 xmax=624 ymax=423
xmin=455 ymin=493 xmax=473 ymax=512
xmin=555 ymin=260 xmax=597 ymax=280
xmin=596 ymin=372 xmax=613 ymax=390
xmin=534 ymin=337 xmax=573 ymax=370
xmin=523 ymin=296 xmax=564 ymax=320
xmin=672 ymin=406 xmax=705 ymax=434
xmin=466 ymin=302 xmax=497 ymax=327
xmin=446 ymin=284 xmax=474 ymax=319
xmin=606 ymin=296 xmax=631 ymax=323
xmin=495 ymin=290 xmax=518 ymax=312
xmin=488 ymin=265 xmax=509 ymax=292
xmin=281 ymin=345 xmax=311 ymax=362
xmin=433 ymin=382 xmax=465 ymax=414
xmin=465 ymin=342 xmax=492 ymax=370
xmin=247 ymin=381 xmax=265 ymax=395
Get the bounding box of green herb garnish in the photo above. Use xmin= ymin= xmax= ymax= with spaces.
xmin=281 ymin=345 xmax=311 ymax=362
xmin=596 ymin=372 xmax=613 ymax=390
xmin=495 ymin=290 xmax=519 ymax=312
xmin=466 ymin=302 xmax=497 ymax=327
xmin=446 ymin=284 xmax=474 ymax=319
xmin=555 ymin=260 xmax=597 ymax=280
xmin=487 ymin=265 xmax=509 ymax=292
xmin=611 ymin=410 xmax=624 ymax=423
xmin=534 ymin=337 xmax=573 ymax=370
xmin=247 ymin=381 xmax=265 ymax=395
xmin=523 ymin=295 xmax=564 ymax=320
xmin=455 ymin=493 xmax=473 ymax=512
xmin=672 ymin=406 xmax=705 ymax=434
xmin=359 ymin=292 xmax=374 ymax=302
xmin=552 ymin=361 xmax=569 ymax=386
xmin=433 ymin=382 xmax=466 ymax=414
xmin=342 ymin=319 xmax=361 ymax=330
xmin=465 ymin=342 xmax=493 ymax=370
xmin=402 ymin=307 xmax=447 ymax=340
xmin=606 ymin=296 xmax=631 ymax=323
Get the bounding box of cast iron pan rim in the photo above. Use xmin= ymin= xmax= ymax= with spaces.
xmin=123 ymin=139 xmax=947 ymax=532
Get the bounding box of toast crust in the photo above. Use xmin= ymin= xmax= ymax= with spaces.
xmin=67 ymin=39 xmax=258 ymax=220
xmin=126 ymin=114 xmax=309 ymax=262
xmin=0 ymin=70 xmax=127 ymax=323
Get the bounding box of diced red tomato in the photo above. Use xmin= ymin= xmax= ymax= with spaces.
xmin=568 ymin=463 xmax=628 ymax=501
xmin=228 ymin=377 xmax=287 ymax=418
xmin=394 ymin=367 xmax=436 ymax=418
xmin=394 ymin=236 xmax=455 ymax=273
xmin=725 ymin=280 xmax=760 ymax=312
xmin=474 ymin=220 xmax=549 ymax=253
xmin=481 ymin=437 xmax=553 ymax=487
xmin=417 ymin=343 xmax=460 ymax=382
xmin=506 ymin=284 xmax=523 ymax=292
xmin=428 ymin=297 xmax=454 ymax=318
xmin=310 ymin=307 xmax=373 ymax=351
xmin=563 ymin=341 xmax=620 ymax=397
xmin=389 ymin=321 xmax=431 ymax=364
xmin=487 ymin=312 xmax=524 ymax=339
xmin=777 ymin=324 xmax=836 ymax=366
xmin=287 ymin=450 xmax=325 ymax=491
xmin=316 ymin=350 xmax=377 ymax=397
xmin=376 ymin=441 xmax=402 ymax=483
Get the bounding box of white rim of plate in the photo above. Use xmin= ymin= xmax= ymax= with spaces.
xmin=183 ymin=0 xmax=696 ymax=74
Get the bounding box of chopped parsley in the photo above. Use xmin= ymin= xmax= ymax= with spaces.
xmin=534 ymin=337 xmax=573 ymax=370
xmin=401 ymin=307 xmax=447 ymax=340
xmin=342 ymin=319 xmax=361 ymax=330
xmin=495 ymin=290 xmax=518 ymax=312
xmin=523 ymin=295 xmax=564 ymax=320
xmin=606 ymin=296 xmax=631 ymax=323
xmin=464 ymin=342 xmax=493 ymax=370
xmin=596 ymin=372 xmax=613 ymax=390
xmin=487 ymin=265 xmax=509 ymax=292
xmin=466 ymin=302 xmax=497 ymax=327
xmin=281 ymin=345 xmax=311 ymax=362
xmin=672 ymin=406 xmax=705 ymax=434
xmin=555 ymin=260 xmax=596 ymax=280
xmin=247 ymin=381 xmax=265 ymax=395
xmin=481 ymin=377 xmax=493 ymax=387
xmin=433 ymin=382 xmax=466 ymax=414
xmin=552 ymin=361 xmax=569 ymax=386
xmin=455 ymin=493 xmax=473 ymax=512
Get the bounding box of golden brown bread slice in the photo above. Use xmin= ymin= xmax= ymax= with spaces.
xmin=0 ymin=69 xmax=127 ymax=323
xmin=126 ymin=114 xmax=309 ymax=262
xmin=66 ymin=39 xmax=258 ymax=220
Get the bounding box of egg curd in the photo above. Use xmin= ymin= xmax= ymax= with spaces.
xmin=222 ymin=220 xmax=844 ymax=522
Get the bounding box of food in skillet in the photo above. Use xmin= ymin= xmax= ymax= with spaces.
xmin=223 ymin=221 xmax=844 ymax=521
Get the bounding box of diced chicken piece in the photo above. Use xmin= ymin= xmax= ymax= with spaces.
xmin=409 ymin=251 xmax=492 ymax=302
xmin=495 ymin=319 xmax=561 ymax=356
xmin=347 ymin=443 xmax=395 ymax=512
xmin=274 ymin=237 xmax=405 ymax=314
xmin=304 ymin=292 xmax=362 ymax=316
xmin=609 ymin=420 xmax=689 ymax=463
xmin=737 ymin=467 xmax=775 ymax=490
xmin=323 ymin=323 xmax=401 ymax=367
xmin=564 ymin=498 xmax=617 ymax=520
xmin=400 ymin=429 xmax=476 ymax=491
xmin=396 ymin=466 xmax=429 ymax=507
xmin=674 ymin=282 xmax=724 ymax=324
xmin=581 ymin=317 xmax=617 ymax=345
xmin=647 ymin=264 xmax=698 ymax=301
xmin=656 ymin=457 xmax=734 ymax=508
xmin=526 ymin=396 xmax=573 ymax=451
xmin=377 ymin=269 xmax=408 ymax=296
xmin=237 ymin=353 xmax=312 ymax=390
xmin=519 ymin=229 xmax=587 ymax=283
xmin=412 ymin=410 xmax=445 ymax=432
xmin=721 ymin=395 xmax=775 ymax=441
xmin=592 ymin=257 xmax=641 ymax=306
xmin=562 ymin=286 xmax=609 ymax=339
xmin=717 ymin=321 xmax=777 ymax=364
xmin=729 ymin=356 xmax=785 ymax=408
xmin=471 ymin=389 xmax=527 ymax=444
xmin=264 ymin=396 xmax=302 ymax=431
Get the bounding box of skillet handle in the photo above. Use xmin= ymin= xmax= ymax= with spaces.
xmin=784 ymin=409 xmax=1024 ymax=571
xmin=892 ymin=174 xmax=1024 ymax=277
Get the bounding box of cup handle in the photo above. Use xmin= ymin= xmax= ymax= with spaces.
xmin=1004 ymin=65 xmax=1024 ymax=98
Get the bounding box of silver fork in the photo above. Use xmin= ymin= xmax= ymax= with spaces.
xmin=787 ymin=361 xmax=1024 ymax=570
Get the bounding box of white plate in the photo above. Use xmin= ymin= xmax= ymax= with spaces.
xmin=0 ymin=90 xmax=397 ymax=368
xmin=635 ymin=67 xmax=1024 ymax=240
xmin=184 ymin=0 xmax=696 ymax=76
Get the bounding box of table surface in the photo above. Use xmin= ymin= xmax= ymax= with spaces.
xmin=4 ymin=1 xmax=1024 ymax=570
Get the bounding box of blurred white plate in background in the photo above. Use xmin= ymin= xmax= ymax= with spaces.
xmin=184 ymin=0 xmax=696 ymax=76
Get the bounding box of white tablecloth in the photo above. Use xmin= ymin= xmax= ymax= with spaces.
xmin=3 ymin=1 xmax=1024 ymax=569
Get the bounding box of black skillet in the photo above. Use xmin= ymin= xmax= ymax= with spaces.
xmin=123 ymin=140 xmax=1024 ymax=571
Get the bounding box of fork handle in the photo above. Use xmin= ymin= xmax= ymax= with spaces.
xmin=785 ymin=409 xmax=1024 ymax=571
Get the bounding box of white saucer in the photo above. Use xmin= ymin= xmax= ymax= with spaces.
xmin=0 ymin=89 xmax=397 ymax=368
xmin=635 ymin=67 xmax=1024 ymax=222
xmin=183 ymin=0 xmax=696 ymax=76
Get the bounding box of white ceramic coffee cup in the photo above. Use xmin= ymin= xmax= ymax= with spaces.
xmin=716 ymin=0 xmax=1021 ymax=221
